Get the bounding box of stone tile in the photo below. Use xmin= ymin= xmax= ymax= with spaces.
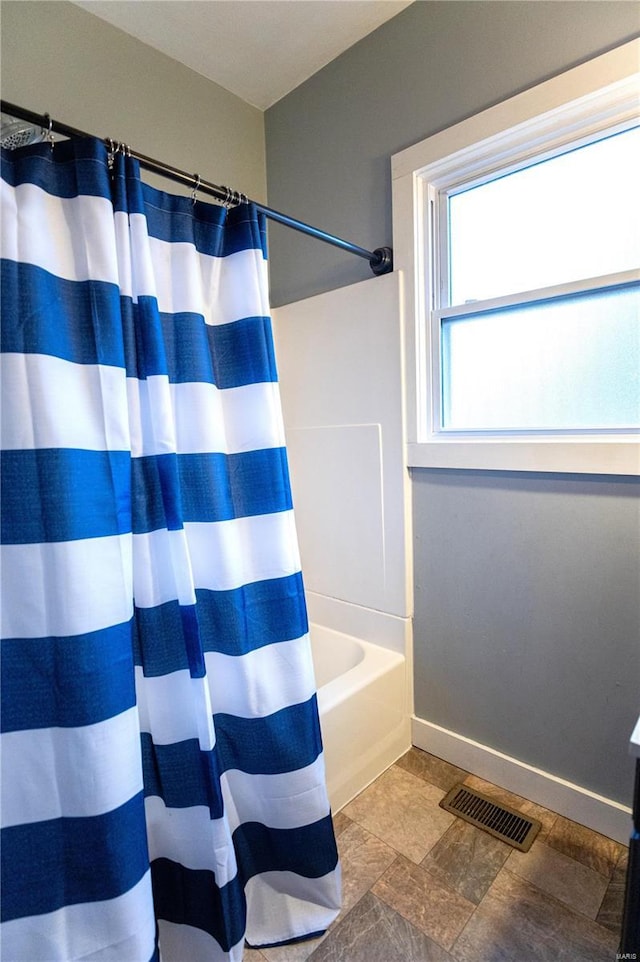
xmin=343 ymin=765 xmax=455 ymax=863
xmin=596 ymin=847 xmax=629 ymax=934
xmin=451 ymin=868 xmax=619 ymax=962
xmin=422 ymin=818 xmax=511 ymax=904
xmin=372 ymin=854 xmax=475 ymax=951
xmin=506 ymin=841 xmax=609 ymax=918
xmin=337 ymin=820 xmax=398 ymax=916
xmin=518 ymin=799 xmax=558 ymax=843
xmin=332 ymin=810 xmax=352 ymax=838
xmin=396 ymin=748 xmax=468 ymax=792
xmin=546 ymin=815 xmax=624 ymax=879
xmin=617 ymin=847 xmax=630 ymax=872
xmin=308 ymin=891 xmax=453 ymax=962
xmin=244 ymin=949 xmax=268 ymax=961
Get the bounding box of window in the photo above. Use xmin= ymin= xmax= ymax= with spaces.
xmin=392 ymin=39 xmax=640 ymax=475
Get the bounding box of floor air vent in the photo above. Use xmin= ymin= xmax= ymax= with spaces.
xmin=439 ymin=784 xmax=541 ymax=852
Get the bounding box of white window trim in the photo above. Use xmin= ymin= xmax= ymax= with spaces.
xmin=392 ymin=38 xmax=640 ymax=476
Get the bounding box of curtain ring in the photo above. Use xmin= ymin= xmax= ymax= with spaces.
xmin=191 ymin=173 xmax=201 ymax=205
xmin=216 ymin=185 xmax=245 ymax=210
xmin=219 ymin=185 xmax=234 ymax=209
xmin=42 ymin=113 xmax=55 ymax=150
xmin=220 ymin=187 xmax=247 ymax=209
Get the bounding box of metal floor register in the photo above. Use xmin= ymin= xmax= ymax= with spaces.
xmin=439 ymin=784 xmax=541 ymax=852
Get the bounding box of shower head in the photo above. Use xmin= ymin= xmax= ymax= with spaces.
xmin=1 ymin=113 xmax=43 ymax=150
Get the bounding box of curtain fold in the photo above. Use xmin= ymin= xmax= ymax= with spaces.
xmin=1 ymin=137 xmax=340 ymax=962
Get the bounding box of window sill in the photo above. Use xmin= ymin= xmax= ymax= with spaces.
xmin=407 ymin=439 xmax=640 ymax=476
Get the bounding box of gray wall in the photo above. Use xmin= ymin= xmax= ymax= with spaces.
xmin=265 ymin=1 xmax=640 ymax=308
xmin=265 ymin=1 xmax=640 ymax=806
xmin=412 ymin=470 xmax=640 ymax=805
xmin=1 ymin=1 xmax=266 ymax=202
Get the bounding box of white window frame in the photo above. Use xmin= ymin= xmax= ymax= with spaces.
xmin=392 ymin=38 xmax=640 ymax=476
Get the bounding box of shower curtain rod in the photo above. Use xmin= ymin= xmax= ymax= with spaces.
xmin=1 ymin=100 xmax=393 ymax=276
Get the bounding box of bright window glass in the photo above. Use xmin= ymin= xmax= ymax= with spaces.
xmin=441 ymin=284 xmax=640 ymax=431
xmin=448 ymin=126 xmax=640 ymax=305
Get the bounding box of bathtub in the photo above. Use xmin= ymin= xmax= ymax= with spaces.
xmin=310 ymin=623 xmax=409 ymax=812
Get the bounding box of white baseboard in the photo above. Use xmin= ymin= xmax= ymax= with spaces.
xmin=412 ymin=715 xmax=632 ymax=845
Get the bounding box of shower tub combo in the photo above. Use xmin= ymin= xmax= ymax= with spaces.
xmin=309 ymin=624 xmax=409 ymax=812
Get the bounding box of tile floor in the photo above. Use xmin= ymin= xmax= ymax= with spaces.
xmin=245 ymin=748 xmax=629 ymax=962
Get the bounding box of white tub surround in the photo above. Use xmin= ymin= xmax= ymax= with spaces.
xmin=305 ymin=592 xmax=411 ymax=658
xmin=272 ymin=272 xmax=412 ymax=623
xmin=273 ymin=274 xmax=413 ymax=810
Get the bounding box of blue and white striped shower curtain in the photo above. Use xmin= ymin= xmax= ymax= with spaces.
xmin=1 ymin=137 xmax=340 ymax=962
